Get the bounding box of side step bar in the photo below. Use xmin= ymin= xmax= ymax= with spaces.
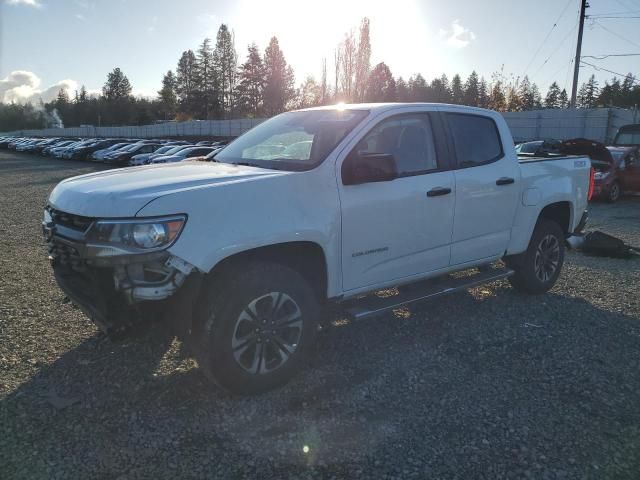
xmin=344 ymin=267 xmax=514 ymax=320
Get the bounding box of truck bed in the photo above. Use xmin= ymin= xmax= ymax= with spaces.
xmin=517 ymin=153 xmax=581 ymax=163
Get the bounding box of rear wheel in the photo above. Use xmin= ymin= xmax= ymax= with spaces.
xmin=607 ymin=181 xmax=621 ymax=203
xmin=194 ymin=262 xmax=319 ymax=395
xmin=505 ymin=219 xmax=565 ymax=294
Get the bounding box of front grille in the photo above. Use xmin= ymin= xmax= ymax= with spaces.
xmin=48 ymin=240 xmax=84 ymax=270
xmin=47 ymin=207 xmax=94 ymax=232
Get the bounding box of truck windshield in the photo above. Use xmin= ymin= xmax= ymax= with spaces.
xmin=614 ymin=131 xmax=640 ymax=146
xmin=214 ymin=109 xmax=369 ymax=171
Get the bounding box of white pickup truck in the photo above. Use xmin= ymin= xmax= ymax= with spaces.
xmin=44 ymin=103 xmax=591 ymax=394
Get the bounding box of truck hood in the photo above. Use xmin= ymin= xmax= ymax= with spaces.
xmin=48 ymin=161 xmax=290 ymax=217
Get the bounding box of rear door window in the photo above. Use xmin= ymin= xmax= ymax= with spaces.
xmin=446 ymin=113 xmax=504 ymax=167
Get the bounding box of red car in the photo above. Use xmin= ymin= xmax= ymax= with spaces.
xmin=562 ymin=138 xmax=640 ymax=202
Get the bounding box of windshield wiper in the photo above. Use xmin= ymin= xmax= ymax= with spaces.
xmin=235 ymin=161 xmax=262 ymax=168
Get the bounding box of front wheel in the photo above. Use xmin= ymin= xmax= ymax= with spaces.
xmin=505 ymin=219 xmax=565 ymax=294
xmin=194 ymin=262 xmax=319 ymax=395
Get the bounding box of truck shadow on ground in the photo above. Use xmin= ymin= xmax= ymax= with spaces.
xmin=3 ymin=284 xmax=640 ymax=477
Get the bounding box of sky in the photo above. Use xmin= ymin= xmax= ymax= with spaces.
xmin=1 ymin=0 xmax=639 ymax=104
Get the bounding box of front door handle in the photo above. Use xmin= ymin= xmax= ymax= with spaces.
xmin=427 ymin=187 xmax=452 ymax=197
xmin=496 ymin=177 xmax=515 ymax=186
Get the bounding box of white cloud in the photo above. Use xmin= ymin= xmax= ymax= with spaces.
xmin=6 ymin=0 xmax=42 ymax=8
xmin=75 ymin=13 xmax=85 ymax=20
xmin=0 ymin=71 xmax=78 ymax=104
xmin=439 ymin=20 xmax=476 ymax=48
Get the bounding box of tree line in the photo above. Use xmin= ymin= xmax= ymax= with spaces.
xmin=1 ymin=18 xmax=639 ymax=132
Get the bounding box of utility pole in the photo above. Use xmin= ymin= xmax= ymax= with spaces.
xmin=570 ymin=0 xmax=589 ymax=108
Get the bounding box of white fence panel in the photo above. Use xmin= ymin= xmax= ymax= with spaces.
xmin=2 ymin=109 xmax=637 ymax=143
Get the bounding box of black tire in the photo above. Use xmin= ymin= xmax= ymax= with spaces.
xmin=607 ymin=181 xmax=621 ymax=203
xmin=193 ymin=261 xmax=319 ymax=395
xmin=505 ymin=219 xmax=565 ymax=294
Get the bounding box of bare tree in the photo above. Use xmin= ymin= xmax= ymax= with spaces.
xmin=333 ymin=47 xmax=342 ymax=101
xmin=354 ymin=17 xmax=371 ymax=102
xmin=320 ymin=58 xmax=328 ymax=104
xmin=340 ymin=31 xmax=356 ymax=101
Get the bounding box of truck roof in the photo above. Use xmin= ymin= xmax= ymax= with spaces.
xmin=298 ymin=102 xmax=498 ymax=116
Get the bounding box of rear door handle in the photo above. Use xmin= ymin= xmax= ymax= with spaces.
xmin=426 ymin=187 xmax=452 ymax=197
xmin=496 ymin=177 xmax=515 ymax=186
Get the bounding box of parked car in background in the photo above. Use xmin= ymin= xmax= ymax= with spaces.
xmin=150 ymin=146 xmax=216 ymax=164
xmin=613 ymin=124 xmax=640 ymax=147
xmin=42 ymin=139 xmax=79 ymax=155
xmin=68 ymin=139 xmax=121 ymax=161
xmin=62 ymin=139 xmax=99 ymax=159
xmin=31 ymin=138 xmax=62 ymax=154
xmin=51 ymin=141 xmax=84 ymax=158
xmin=103 ymin=143 xmax=163 ymax=166
xmin=189 ymin=145 xmax=227 ymax=162
xmin=515 ymin=139 xmax=562 ymax=156
xmin=561 ymin=138 xmax=640 ymax=202
xmin=91 ymin=142 xmax=134 ymax=161
xmin=129 ymin=145 xmax=178 ymax=166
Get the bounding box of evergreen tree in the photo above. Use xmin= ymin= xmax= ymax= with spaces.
xmin=235 ymin=43 xmax=266 ymax=116
xmin=354 ymin=17 xmax=371 ymax=102
xmin=263 ymin=37 xmax=295 ymax=115
xmin=365 ymin=62 xmax=396 ymax=102
xmin=56 ymin=88 xmax=70 ymax=105
xmin=506 ymin=83 xmax=521 ymax=111
xmin=577 ymin=74 xmax=599 ymax=108
xmin=463 ymin=71 xmax=480 ymax=106
xmin=531 ymin=83 xmax=542 ymax=109
xmin=214 ymin=24 xmax=238 ymax=115
xmin=408 ymin=74 xmax=429 ymax=101
xmin=518 ymin=76 xmax=534 ymax=110
xmin=396 ymin=77 xmax=410 ymax=102
xmin=478 ymin=77 xmax=489 ymax=108
xmin=488 ymin=80 xmax=506 ymax=111
xmin=559 ymin=88 xmax=569 ymax=108
xmin=78 ymin=85 xmax=88 ymax=103
xmin=158 ymin=70 xmax=178 ymax=119
xmin=451 ymin=74 xmax=464 ymax=104
xmin=545 ymin=81 xmax=561 ymax=108
xmin=176 ymin=50 xmax=198 ymax=114
xmin=102 ymin=67 xmax=132 ymax=100
xmin=195 ymin=38 xmax=216 ymax=118
xmin=621 ymin=74 xmax=635 ymax=106
xmin=430 ymin=75 xmax=451 ymax=103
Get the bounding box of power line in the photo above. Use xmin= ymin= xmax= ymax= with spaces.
xmin=531 ymin=14 xmax=580 ymax=80
xmin=593 ymin=19 xmax=640 ymax=48
xmin=614 ymin=0 xmax=640 ymax=12
xmin=588 ymin=15 xmax=640 ymax=18
xmin=521 ymin=0 xmax=574 ymax=78
xmin=582 ymin=53 xmax=640 ymax=59
xmin=580 ymin=60 xmax=640 ymax=83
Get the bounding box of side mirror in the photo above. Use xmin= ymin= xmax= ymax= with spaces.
xmin=342 ymin=152 xmax=398 ymax=186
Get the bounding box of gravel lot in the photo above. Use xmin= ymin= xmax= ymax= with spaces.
xmin=1 ymin=151 xmax=639 ymax=479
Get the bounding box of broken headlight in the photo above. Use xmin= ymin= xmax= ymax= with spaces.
xmin=85 ymin=215 xmax=186 ymax=257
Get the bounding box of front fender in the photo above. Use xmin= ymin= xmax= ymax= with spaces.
xmin=136 ymin=168 xmax=342 ymax=297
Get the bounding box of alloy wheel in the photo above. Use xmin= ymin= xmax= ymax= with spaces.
xmin=534 ymin=234 xmax=560 ymax=283
xmin=231 ymin=292 xmax=303 ymax=374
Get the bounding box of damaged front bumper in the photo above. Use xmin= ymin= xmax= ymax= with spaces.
xmin=44 ymin=209 xmax=199 ymax=338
